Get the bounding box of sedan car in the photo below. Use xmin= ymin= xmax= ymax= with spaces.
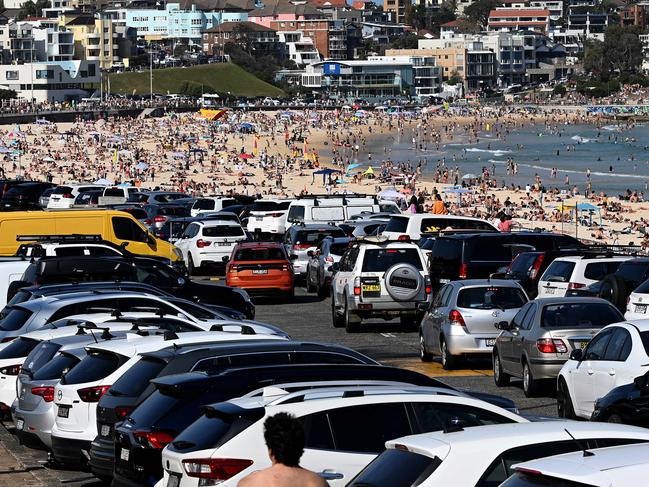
xmin=420 ymin=280 xmax=528 ymax=370
xmin=305 ymin=236 xmax=351 ymax=297
xmin=591 ymin=370 xmax=649 ymax=426
xmin=494 ymin=297 xmax=624 ymax=397
xmin=624 ymin=279 xmax=649 ymax=320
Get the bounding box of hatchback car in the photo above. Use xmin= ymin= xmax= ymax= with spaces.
xmin=224 ymin=242 xmax=294 ymax=300
xmin=419 ymin=279 xmax=528 ymax=369
xmin=493 ymin=297 xmax=624 ymax=397
xmin=305 ymin=236 xmax=351 ymax=297
xmin=283 ymin=223 xmax=347 ymax=278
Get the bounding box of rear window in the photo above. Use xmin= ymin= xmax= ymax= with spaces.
xmin=22 ymin=341 xmax=62 ymax=374
xmin=104 ymin=188 xmax=125 ymax=197
xmin=384 ymin=216 xmax=408 ymax=234
xmin=457 ymin=286 xmax=527 ymax=310
xmin=32 ymin=353 xmax=80 ymax=380
xmin=0 ymin=307 xmax=33 ymax=331
xmin=295 ymin=229 xmax=345 ymax=245
xmin=251 ymin=201 xmax=290 ymax=212
xmin=109 ymin=357 xmax=166 ymax=397
xmin=63 ymin=351 xmax=125 ymax=384
xmin=510 ymin=253 xmax=542 ymax=275
xmin=52 ymin=186 xmax=72 ymax=195
xmin=159 ymin=207 xmax=190 ymax=217
xmin=202 ymin=225 xmax=244 ymax=237
xmin=348 ymin=449 xmax=441 ymax=487
xmin=431 ymin=239 xmax=461 ymax=264
xmin=167 ymin=412 xmax=261 ymax=453
xmin=541 ymin=261 xmax=576 ymax=283
xmin=5 ymin=290 xmax=31 ymax=308
xmin=362 ymin=248 xmax=423 ymax=272
xmin=0 ymin=337 xmax=39 ymax=359
xmin=234 ymin=247 xmax=286 ymax=261
xmin=467 ymin=239 xmax=513 ymax=261
xmin=193 ymin=199 xmax=215 ymax=210
xmin=540 ymin=303 xmax=622 ymax=329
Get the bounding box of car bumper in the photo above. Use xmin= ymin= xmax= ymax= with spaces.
xmin=89 ymin=434 xmax=115 ymax=479
xmin=51 ymin=435 xmax=91 ymax=465
xmin=227 ymin=276 xmax=293 ymax=293
xmin=292 ymin=260 xmax=308 ymax=276
xmin=527 ymin=358 xmax=567 ymax=380
xmin=442 ymin=328 xmax=500 ymax=356
xmin=15 ymin=403 xmax=55 ymax=449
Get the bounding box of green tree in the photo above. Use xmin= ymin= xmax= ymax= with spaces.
xmin=20 ymin=0 xmax=48 ymax=18
xmin=447 ymin=70 xmax=462 ymax=85
xmin=390 ymin=33 xmax=419 ymax=49
xmin=0 ymin=88 xmax=16 ymax=100
xmin=583 ymin=25 xmax=643 ymax=79
xmin=464 ymin=0 xmax=498 ymax=26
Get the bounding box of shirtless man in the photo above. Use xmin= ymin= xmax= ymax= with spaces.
xmin=238 ymin=412 xmax=328 ymax=487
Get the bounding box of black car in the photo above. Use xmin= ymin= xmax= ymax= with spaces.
xmin=92 ymin=342 xmax=380 ymax=481
xmin=591 ymin=371 xmax=649 ymax=426
xmin=1 ymin=182 xmax=56 ymax=207
xmin=429 ymin=232 xmax=584 ymax=290
xmin=14 ymin=256 xmax=255 ymax=319
xmin=111 ymin=361 xmax=513 ymax=487
xmin=567 ymin=258 xmax=649 ymax=311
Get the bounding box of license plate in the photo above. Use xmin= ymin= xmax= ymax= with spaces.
xmin=101 ymin=425 xmax=111 ymax=437
xmin=439 ymin=278 xmax=450 ymax=284
xmin=485 ymin=339 xmax=497 ymax=347
xmin=255 ymin=217 xmax=263 ymax=221
xmin=636 ymin=304 xmax=647 ymax=314
xmin=57 ymin=406 xmax=69 ymax=418
xmin=574 ymin=340 xmax=589 ymax=350
xmin=167 ymin=473 xmax=181 ymax=487
xmin=545 ymin=287 xmax=555 ymax=295
xmin=218 ymin=242 xmax=230 ymax=247
xmin=15 ymin=419 xmax=23 ymax=430
xmin=362 ymin=284 xmax=380 ymax=292
xmin=120 ymin=448 xmax=130 ymax=461
xmin=252 ymin=269 xmax=268 ymax=274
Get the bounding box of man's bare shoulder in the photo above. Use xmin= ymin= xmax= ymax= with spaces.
xmin=237 ymin=465 xmax=328 ymax=487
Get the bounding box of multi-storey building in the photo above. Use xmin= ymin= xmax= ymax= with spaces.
xmin=488 ymin=8 xmax=550 ymax=33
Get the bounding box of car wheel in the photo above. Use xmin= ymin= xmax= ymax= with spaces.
xmin=344 ymin=298 xmax=361 ymax=333
xmin=522 ymin=361 xmax=539 ymax=397
xmin=607 ymin=413 xmax=623 ymax=423
xmin=419 ymin=331 xmax=433 ymax=362
xmin=187 ymin=254 xmax=196 ymax=276
xmin=557 ymin=379 xmax=576 ymax=419
xmin=440 ymin=337 xmax=456 ymax=370
xmin=284 ymin=288 xmax=295 ymax=303
xmin=331 ymin=294 xmax=344 ymax=328
xmin=493 ymin=351 xmax=510 ymax=387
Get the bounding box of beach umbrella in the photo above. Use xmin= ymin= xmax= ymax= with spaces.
xmin=94 ymin=178 xmax=113 ymax=185
xmin=135 ymin=162 xmax=149 ymax=170
xmin=35 ymin=119 xmax=50 ymax=125
xmin=42 ymin=156 xmax=55 ymax=162
xmin=378 ymin=187 xmax=405 ymax=201
xmin=0 ymin=147 xmax=10 ymax=153
xmin=462 ymin=173 xmax=477 ymax=180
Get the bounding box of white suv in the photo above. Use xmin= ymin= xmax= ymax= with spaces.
xmin=537 ymin=255 xmax=630 ymax=298
xmin=331 ymin=237 xmax=431 ymax=332
xmin=174 ymin=220 xmax=247 ymax=274
xmin=47 ymin=184 xmax=106 ymax=209
xmin=159 ymin=385 xmax=526 ymax=487
xmin=246 ymin=199 xmax=293 ymax=236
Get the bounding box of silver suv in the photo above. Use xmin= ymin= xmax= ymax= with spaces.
xmin=331 ymin=237 xmax=431 ymax=332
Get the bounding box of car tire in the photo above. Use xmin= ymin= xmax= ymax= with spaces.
xmin=493 ymin=351 xmax=510 ymax=387
xmin=557 ymin=379 xmax=576 ymax=419
xmin=607 ymin=413 xmax=623 ymax=423
xmin=187 ymin=254 xmax=196 ymax=276
xmin=344 ymin=298 xmax=361 ymax=333
xmin=331 ymin=294 xmax=344 ymax=328
xmin=440 ymin=337 xmax=456 ymax=370
xmin=284 ymin=289 xmax=295 ymax=303
xmin=522 ymin=361 xmax=539 ymax=397
xmin=599 ymin=275 xmax=627 ymax=311
xmin=419 ymin=331 xmax=433 ymax=362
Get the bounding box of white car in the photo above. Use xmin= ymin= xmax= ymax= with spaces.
xmin=0 ymin=257 xmax=31 ymax=308
xmin=175 ymin=220 xmax=247 ymax=274
xmin=331 ymin=237 xmax=432 ymax=332
xmin=625 ymin=281 xmax=649 ymax=320
xmin=285 ymin=196 xmax=400 ymax=228
xmin=558 ymin=320 xmax=649 ymax=420
xmin=190 ymin=197 xmax=238 ymax=217
xmin=348 ymin=422 xmax=649 ymax=487
xmin=382 ymin=214 xmax=497 ymax=241
xmin=47 ymin=184 xmax=106 ymax=209
xmin=246 ymin=199 xmax=293 ymax=236
xmin=537 ymin=255 xmax=630 ymax=298
xmin=159 ymin=385 xmax=525 ymax=487
xmin=50 ymin=330 xmax=282 ymax=465
xmin=503 ymin=442 xmax=649 ymax=487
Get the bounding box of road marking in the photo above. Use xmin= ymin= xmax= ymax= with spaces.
xmin=380 ymin=333 xmax=396 ymax=338
xmin=385 ymin=358 xmax=494 ymax=377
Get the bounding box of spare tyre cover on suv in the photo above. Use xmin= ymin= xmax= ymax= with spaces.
xmin=385 ymin=263 xmax=423 ymax=301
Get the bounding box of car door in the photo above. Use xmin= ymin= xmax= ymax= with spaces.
xmin=593 ymin=327 xmax=634 ymax=407
xmin=499 ymin=303 xmax=533 ymax=375
xmin=571 ymin=328 xmax=614 ymax=417
xmin=300 ymin=402 xmax=413 ymax=486
xmin=334 ymin=249 xmax=353 ymax=306
xmin=516 ymin=302 xmax=538 ymax=371
xmin=175 ymin=223 xmax=198 ymax=259
xmin=430 ymin=285 xmax=453 ymax=352
xmin=423 ymin=285 xmax=451 ymax=351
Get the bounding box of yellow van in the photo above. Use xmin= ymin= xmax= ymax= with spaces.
xmin=0 ymin=210 xmax=183 ymax=261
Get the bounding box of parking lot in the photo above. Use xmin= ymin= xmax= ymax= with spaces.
xmin=0 ymin=283 xmax=558 ymax=486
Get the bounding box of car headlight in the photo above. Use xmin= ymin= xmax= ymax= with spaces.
xmin=173 ymin=247 xmax=184 ymax=260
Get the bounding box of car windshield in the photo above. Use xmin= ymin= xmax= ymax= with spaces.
xmin=540 ymin=303 xmax=622 ymax=329
xmin=362 ymin=248 xmax=423 ymax=272
xmin=457 ymin=286 xmax=527 ymax=310
xmin=234 ymin=248 xmax=285 ymax=261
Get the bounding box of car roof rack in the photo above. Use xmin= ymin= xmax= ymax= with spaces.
xmin=16 ymin=234 xmax=103 ymax=242
xmin=210 ymin=324 xmax=256 ymax=335
xmin=558 ymin=244 xmax=646 ymax=257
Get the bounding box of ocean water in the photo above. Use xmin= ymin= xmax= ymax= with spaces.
xmin=375 ymin=122 xmax=649 ymax=196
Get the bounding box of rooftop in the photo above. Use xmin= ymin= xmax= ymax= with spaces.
xmin=203 ymin=20 xmax=275 ymax=32
xmin=489 ymin=8 xmax=550 ymax=17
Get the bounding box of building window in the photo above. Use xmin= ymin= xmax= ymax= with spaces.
xmin=35 ymin=69 xmax=54 ymax=79
xmin=5 ymin=70 xmax=18 ymax=80
xmin=88 ymin=64 xmax=96 ymax=76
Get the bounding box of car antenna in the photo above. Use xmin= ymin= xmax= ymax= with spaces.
xmin=564 ymin=429 xmax=594 ymax=457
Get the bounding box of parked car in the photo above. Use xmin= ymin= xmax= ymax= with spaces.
xmin=624 ymin=278 xmax=649 ymax=320
xmin=38 ymin=187 xmax=55 ymax=208
xmin=246 ymin=199 xmax=293 ymax=236
xmin=339 ymin=220 xmax=389 ymax=238
xmin=349 ymin=422 xmax=649 ymax=487
xmin=2 ymin=182 xmax=56 ymax=207
xmin=47 ymin=184 xmax=105 ymax=209
xmin=494 ymin=297 xmax=623 ymax=397
xmin=142 ymin=204 xmax=191 ymax=231
xmin=305 ymin=236 xmax=351 ymax=297
xmin=382 ymin=214 xmax=497 ymax=241
xmin=591 ymin=370 xmax=649 ymax=426
xmin=283 ymin=223 xmax=347 ymax=279
xmin=420 ymin=279 xmax=528 ymax=369
xmin=558 ymin=320 xmax=649 ymax=420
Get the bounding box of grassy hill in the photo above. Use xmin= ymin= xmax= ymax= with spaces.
xmin=107 ymin=63 xmax=284 ymax=98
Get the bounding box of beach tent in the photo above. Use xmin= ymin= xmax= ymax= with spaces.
xmin=377 ymin=187 xmax=406 ymax=201
xmin=363 ymin=167 xmax=375 ymax=178
xmin=444 ymin=186 xmax=472 ymax=205
xmin=313 ymin=168 xmax=342 ymax=184
xmin=94 ymin=178 xmax=113 ymax=185
xmin=239 ymin=153 xmax=254 ymax=160
xmin=135 ymin=162 xmax=149 ymax=170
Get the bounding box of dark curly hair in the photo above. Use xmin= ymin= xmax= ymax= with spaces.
xmin=263 ymin=413 xmax=305 ymax=467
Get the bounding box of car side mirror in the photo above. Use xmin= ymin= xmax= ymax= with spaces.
xmin=417 ymin=302 xmax=431 ymax=312
xmin=569 ymin=348 xmax=583 ymax=361
xmin=222 ymin=256 xmax=230 ymax=263
xmin=495 ymin=321 xmax=510 ymax=330
xmin=307 ymin=250 xmax=314 ymax=258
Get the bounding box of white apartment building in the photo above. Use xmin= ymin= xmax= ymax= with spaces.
xmin=277 ymin=31 xmax=320 ymax=66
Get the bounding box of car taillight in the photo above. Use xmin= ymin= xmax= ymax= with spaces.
xmin=459 ymin=263 xmax=468 ymax=280
xmin=31 ymin=386 xmax=54 ymax=402
xmin=228 ymin=264 xmax=239 ymax=273
xmin=425 ymin=276 xmax=432 ymax=295
xmin=293 ymin=243 xmax=311 ymax=250
xmin=449 ymin=310 xmax=465 ymax=326
xmin=568 ymin=282 xmax=585 ymax=290
xmin=182 ymin=458 xmax=253 ymax=481
xmin=282 ymin=263 xmax=290 ymax=271
xmin=353 ymin=276 xmax=361 ymax=296
xmin=62 ymin=193 xmax=74 ymax=199
xmin=154 ymin=215 xmax=167 ymax=223
xmin=114 ymin=406 xmax=132 ymax=420
xmin=268 ymin=212 xmax=284 ymax=217
xmin=536 ymin=338 xmax=567 ymax=354
xmin=196 ymin=239 xmax=211 ymax=248
xmin=0 ymin=364 xmax=22 ymax=376
xmin=78 ymin=385 xmax=111 ymax=402
xmin=145 ymin=219 xmax=152 ymax=225
xmin=134 ymin=430 xmax=174 ymax=449
xmin=397 ymin=235 xmax=410 ymax=241
xmin=529 ymin=254 xmax=545 ymax=279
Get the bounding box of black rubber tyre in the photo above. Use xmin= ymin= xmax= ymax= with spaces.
xmin=440 ymin=337 xmax=457 ymax=370
xmin=607 ymin=413 xmax=623 ymax=423
xmin=331 ymin=295 xmax=344 ymax=328
xmin=557 ymin=379 xmax=576 ymax=419
xmin=187 ymin=254 xmax=196 ymax=276
xmin=419 ymin=332 xmax=433 ymax=362
xmin=599 ymin=274 xmax=627 ymax=311
xmin=522 ymin=361 xmax=539 ymax=397
xmin=493 ymin=351 xmax=510 ymax=387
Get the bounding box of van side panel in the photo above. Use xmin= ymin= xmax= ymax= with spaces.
xmin=0 ymin=216 xmax=56 ymax=254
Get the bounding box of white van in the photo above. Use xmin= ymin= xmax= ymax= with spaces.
xmin=285 ymin=195 xmax=400 ymax=228
xmin=0 ymin=258 xmax=32 ymax=308
xmin=382 ymin=214 xmax=498 ymax=240
xmin=97 ymin=186 xmax=138 ymax=206
xmin=190 ymin=197 xmax=238 ymax=217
